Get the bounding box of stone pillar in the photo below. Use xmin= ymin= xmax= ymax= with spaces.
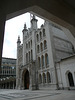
xmin=0 ymin=14 xmax=6 ymax=66
xmin=29 ymin=62 xmax=39 ymax=90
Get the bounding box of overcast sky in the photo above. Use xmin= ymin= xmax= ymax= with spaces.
xmin=2 ymin=12 xmax=44 ymax=59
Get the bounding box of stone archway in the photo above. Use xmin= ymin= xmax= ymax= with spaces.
xmin=23 ymin=69 xmax=29 ymax=89
xmin=68 ymin=72 xmax=74 ymax=87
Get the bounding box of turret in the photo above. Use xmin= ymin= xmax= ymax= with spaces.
xmin=22 ymin=23 xmax=28 ymax=37
xmin=31 ymin=15 xmax=38 ymax=30
xmin=17 ymin=36 xmax=21 ymax=47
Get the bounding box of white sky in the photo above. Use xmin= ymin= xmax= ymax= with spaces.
xmin=2 ymin=12 xmax=44 ymax=59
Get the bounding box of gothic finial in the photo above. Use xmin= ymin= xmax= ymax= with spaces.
xmin=33 ymin=15 xmax=35 ymax=19
xmin=17 ymin=35 xmax=21 ymax=43
xmin=24 ymin=23 xmax=27 ymax=29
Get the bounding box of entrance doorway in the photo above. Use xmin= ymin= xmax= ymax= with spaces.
xmin=68 ymin=72 xmax=74 ymax=87
xmin=24 ymin=70 xmax=29 ymax=89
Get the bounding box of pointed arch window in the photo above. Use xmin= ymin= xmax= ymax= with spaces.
xmin=31 ymin=50 xmax=33 ymax=60
xmin=43 ymin=29 xmax=46 ymax=37
xmin=43 ymin=73 xmax=46 ymax=83
xmin=47 ymin=72 xmax=51 ymax=83
xmin=37 ymin=34 xmax=39 ymax=42
xmin=45 ymin=53 xmax=49 ymax=66
xmin=44 ymin=40 xmax=47 ymax=49
xmin=40 ymin=31 xmax=42 ymax=40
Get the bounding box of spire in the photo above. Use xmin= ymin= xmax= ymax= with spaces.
xmin=22 ymin=23 xmax=28 ymax=32
xmin=24 ymin=23 xmax=27 ymax=29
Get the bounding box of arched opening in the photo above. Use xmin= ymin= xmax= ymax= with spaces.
xmin=24 ymin=70 xmax=29 ymax=89
xmin=47 ymin=72 xmax=51 ymax=83
xmin=68 ymin=72 xmax=74 ymax=87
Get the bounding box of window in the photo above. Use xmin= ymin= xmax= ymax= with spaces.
xmin=40 ymin=32 xmax=42 ymax=40
xmin=43 ymin=29 xmax=46 ymax=37
xmin=41 ymin=55 xmax=44 ymax=67
xmin=47 ymin=72 xmax=51 ymax=83
xmin=43 ymin=73 xmax=46 ymax=83
xmin=38 ymin=57 xmax=41 ymax=68
xmin=45 ymin=53 xmax=49 ymax=66
xmin=31 ymin=50 xmax=33 ymax=60
xmin=31 ymin=40 xmax=32 ymax=47
xmin=44 ymin=40 xmax=47 ymax=49
xmin=29 ymin=42 xmax=30 ymax=48
xmin=37 ymin=34 xmax=39 ymax=41
xmin=29 ymin=51 xmax=30 ymax=61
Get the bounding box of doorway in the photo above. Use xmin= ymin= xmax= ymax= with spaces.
xmin=68 ymin=72 xmax=74 ymax=87
xmin=24 ymin=70 xmax=29 ymax=89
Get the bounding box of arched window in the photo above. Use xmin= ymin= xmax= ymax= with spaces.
xmin=43 ymin=29 xmax=46 ymax=37
xmin=31 ymin=50 xmax=33 ymax=60
xmin=37 ymin=45 xmax=40 ymax=53
xmin=40 ymin=31 xmax=42 ymax=40
xmin=47 ymin=72 xmax=51 ymax=83
xmin=45 ymin=53 xmax=49 ymax=66
xmin=38 ymin=57 xmax=41 ymax=68
xmin=40 ymin=42 xmax=43 ymax=51
xmin=29 ymin=51 xmax=30 ymax=61
xmin=39 ymin=74 xmax=42 ymax=84
xmin=37 ymin=34 xmax=39 ymax=41
xmin=43 ymin=73 xmax=46 ymax=83
xmin=41 ymin=55 xmax=44 ymax=67
xmin=44 ymin=40 xmax=47 ymax=49
xmin=31 ymin=40 xmax=32 ymax=47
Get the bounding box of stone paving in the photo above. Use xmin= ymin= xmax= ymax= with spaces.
xmin=0 ymin=89 xmax=75 ymax=100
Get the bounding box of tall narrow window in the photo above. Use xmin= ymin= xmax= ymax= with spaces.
xmin=43 ymin=29 xmax=46 ymax=37
xmin=31 ymin=50 xmax=33 ymax=60
xmin=42 ymin=55 xmax=44 ymax=67
xmin=37 ymin=34 xmax=39 ymax=42
xmin=31 ymin=40 xmax=32 ymax=47
xmin=45 ymin=53 xmax=49 ymax=66
xmin=47 ymin=72 xmax=51 ymax=83
xmin=40 ymin=32 xmax=42 ymax=40
xmin=44 ymin=40 xmax=47 ymax=49
xmin=43 ymin=73 xmax=46 ymax=83
xmin=38 ymin=57 xmax=41 ymax=68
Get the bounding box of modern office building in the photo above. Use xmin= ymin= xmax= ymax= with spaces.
xmin=0 ymin=57 xmax=16 ymax=89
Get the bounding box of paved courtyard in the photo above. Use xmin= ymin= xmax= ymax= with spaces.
xmin=0 ymin=89 xmax=75 ymax=100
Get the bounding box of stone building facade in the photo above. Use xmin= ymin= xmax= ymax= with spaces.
xmin=16 ymin=15 xmax=75 ymax=90
xmin=0 ymin=57 xmax=16 ymax=89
